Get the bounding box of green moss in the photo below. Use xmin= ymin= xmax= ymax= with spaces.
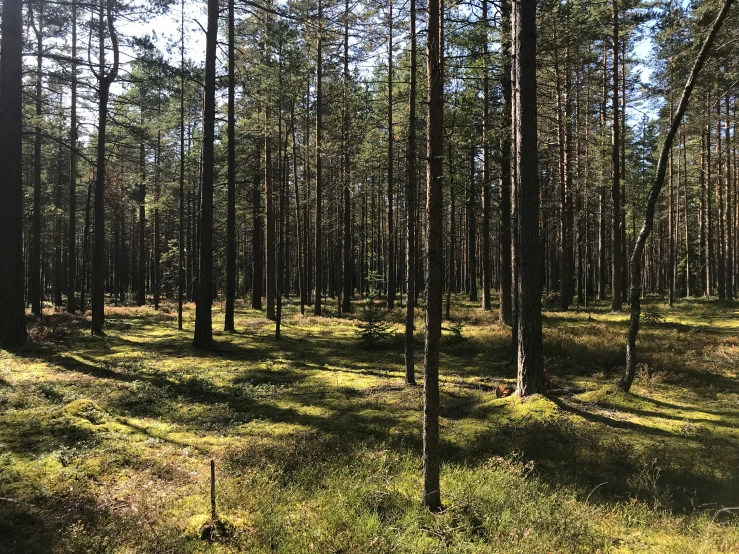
xmin=61 ymin=399 xmax=108 ymax=425
xmin=1 ymin=298 xmax=739 ymax=552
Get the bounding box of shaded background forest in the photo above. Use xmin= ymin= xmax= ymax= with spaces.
xmin=13 ymin=0 xmax=739 ymax=324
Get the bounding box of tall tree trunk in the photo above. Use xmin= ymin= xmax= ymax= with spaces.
xmin=68 ymin=0 xmax=78 ymax=313
xmin=266 ymin=109 xmax=276 ymax=320
xmin=0 ymin=0 xmax=27 ymax=345
xmin=669 ymin=141 xmax=676 ymax=305
xmin=193 ymin=0 xmax=219 ymax=348
xmin=314 ymin=0 xmax=323 ymax=316
xmin=387 ymin=1 xmax=396 ymax=309
xmin=224 ymin=0 xmax=237 ymax=330
xmin=81 ymin=182 xmax=92 ymax=311
xmin=446 ymin=140 xmax=455 ymax=321
xmin=703 ymin=125 xmax=712 ymax=298
xmin=291 ymin=104 xmax=305 ymax=315
xmin=252 ymin=156 xmax=264 ymax=310
xmin=405 ymin=0 xmax=417 ymax=384
xmin=717 ymin=104 xmax=726 ymax=299
xmin=178 ymin=0 xmax=186 ymax=330
xmin=137 ymin=142 xmax=147 ymax=307
xmin=514 ymin=0 xmax=544 ymax=395
xmin=610 ymin=0 xmax=622 ymax=311
xmin=31 ymin=5 xmax=44 ymax=317
xmin=598 ymin=46 xmax=607 ymax=300
xmin=91 ymin=0 xmax=119 ymax=336
xmin=276 ymin=148 xmax=285 ymax=338
xmin=154 ymin=113 xmax=161 ymax=310
xmin=342 ymin=0 xmax=352 ymax=314
xmin=481 ymin=0 xmax=491 ymax=311
xmin=423 ymin=0 xmax=443 ymax=512
xmin=682 ymin=125 xmax=691 ymax=297
xmin=499 ymin=0 xmax=513 ymax=325
xmin=621 ymin=0 xmax=734 ymax=391
xmin=467 ymin=146 xmax=477 ymax=301
xmin=54 ymin=135 xmax=64 ymax=307
xmin=725 ymin=95 xmax=733 ymax=300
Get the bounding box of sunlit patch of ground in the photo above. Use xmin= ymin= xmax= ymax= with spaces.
xmin=1 ymin=296 xmax=738 ymax=552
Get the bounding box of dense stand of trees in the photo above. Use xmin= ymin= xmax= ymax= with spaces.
xmin=0 ymin=0 xmax=736 ymax=506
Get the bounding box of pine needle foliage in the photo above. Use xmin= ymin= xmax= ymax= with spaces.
xmin=356 ymin=271 xmax=394 ymax=347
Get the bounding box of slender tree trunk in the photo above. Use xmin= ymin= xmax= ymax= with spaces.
xmin=265 ymin=107 xmax=276 ymax=320
xmin=276 ymin=150 xmax=285 ymax=338
xmin=510 ymin=0 xmax=519 ymax=361
xmin=717 ymin=104 xmax=726 ymax=299
xmin=138 ymin=143 xmax=147 ymax=306
xmin=598 ymin=46 xmax=607 ymax=300
xmin=669 ymin=141 xmax=676 ymax=305
xmin=387 ymin=1 xmax=396 ymax=309
xmin=467 ymin=146 xmax=477 ymax=301
xmin=405 ymin=0 xmax=417 ymax=384
xmin=480 ymin=0 xmax=491 ymax=311
xmin=682 ymin=125 xmax=691 ymax=297
xmin=68 ymin=0 xmax=78 ymax=313
xmin=342 ymin=0 xmax=352 ymax=314
xmin=725 ymin=95 xmax=733 ymax=300
xmin=154 ymin=122 xmax=161 ymax=310
xmin=193 ymin=0 xmax=219 ymax=348
xmin=446 ymin=141 xmax=455 ymax=321
xmin=81 ymin=181 xmax=93 ymax=311
xmin=610 ymin=0 xmax=622 ymax=311
xmin=499 ymin=0 xmax=513 ymax=325
xmin=703 ymin=125 xmax=712 ymax=298
xmin=423 ymin=0 xmax=443 ymax=512
xmin=514 ymin=0 xmax=544 ymax=395
xmin=54 ymin=135 xmax=64 ymax=307
xmin=621 ymin=0 xmax=734 ymax=390
xmin=291 ymin=104 xmax=305 ymax=315
xmin=314 ymin=0 xmax=323 ymax=316
xmin=178 ymin=0 xmax=186 ymax=330
xmin=252 ymin=157 xmax=264 ymax=310
xmin=0 ymin=0 xmax=27 ymax=345
xmin=224 ymin=0 xmax=237 ymax=331
xmin=31 ymin=5 xmax=44 ymax=317
xmin=92 ymin=0 xmax=119 ymax=336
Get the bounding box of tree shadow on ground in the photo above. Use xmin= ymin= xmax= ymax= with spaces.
xmin=6 ymin=301 xmax=739 ymax=549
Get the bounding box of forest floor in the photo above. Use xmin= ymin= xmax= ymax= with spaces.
xmin=1 ymin=295 xmax=739 ymax=553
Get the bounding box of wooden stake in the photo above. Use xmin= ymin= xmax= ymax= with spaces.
xmin=210 ymin=459 xmax=216 ymax=521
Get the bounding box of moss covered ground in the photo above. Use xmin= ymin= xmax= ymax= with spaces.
xmin=1 ymin=296 xmax=738 ymax=553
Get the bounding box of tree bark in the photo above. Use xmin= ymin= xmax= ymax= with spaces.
xmin=387 ymin=1 xmax=396 ymax=309
xmin=314 ymin=0 xmax=323 ymax=316
xmin=31 ymin=4 xmax=44 ymax=317
xmin=514 ymin=0 xmax=544 ymax=396
xmin=252 ymin=156 xmax=264 ymax=310
xmin=480 ymin=0 xmax=491 ymax=311
xmin=342 ymin=0 xmax=353 ymax=314
xmin=610 ymin=0 xmax=622 ymax=311
xmin=224 ymin=0 xmax=237 ymax=331
xmin=0 ymin=0 xmax=27 ymax=345
xmin=265 ymin=110 xmax=276 ymax=321
xmin=725 ymin=94 xmax=733 ymax=300
xmin=91 ymin=0 xmax=119 ymax=336
xmin=193 ymin=0 xmax=219 ymax=348
xmin=68 ymin=0 xmax=78 ymax=313
xmin=178 ymin=0 xmax=186 ymax=331
xmin=405 ymin=0 xmax=417 ymax=384
xmin=138 ymin=142 xmax=147 ymax=307
xmin=499 ymin=0 xmax=513 ymax=325
xmin=423 ymin=0 xmax=443 ymax=512
xmin=621 ymin=0 xmax=734 ymax=391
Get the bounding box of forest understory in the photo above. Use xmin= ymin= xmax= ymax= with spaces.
xmin=1 ymin=296 xmax=738 ymax=553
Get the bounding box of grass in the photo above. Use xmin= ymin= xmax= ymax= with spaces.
xmin=1 ymin=295 xmax=738 ymax=553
